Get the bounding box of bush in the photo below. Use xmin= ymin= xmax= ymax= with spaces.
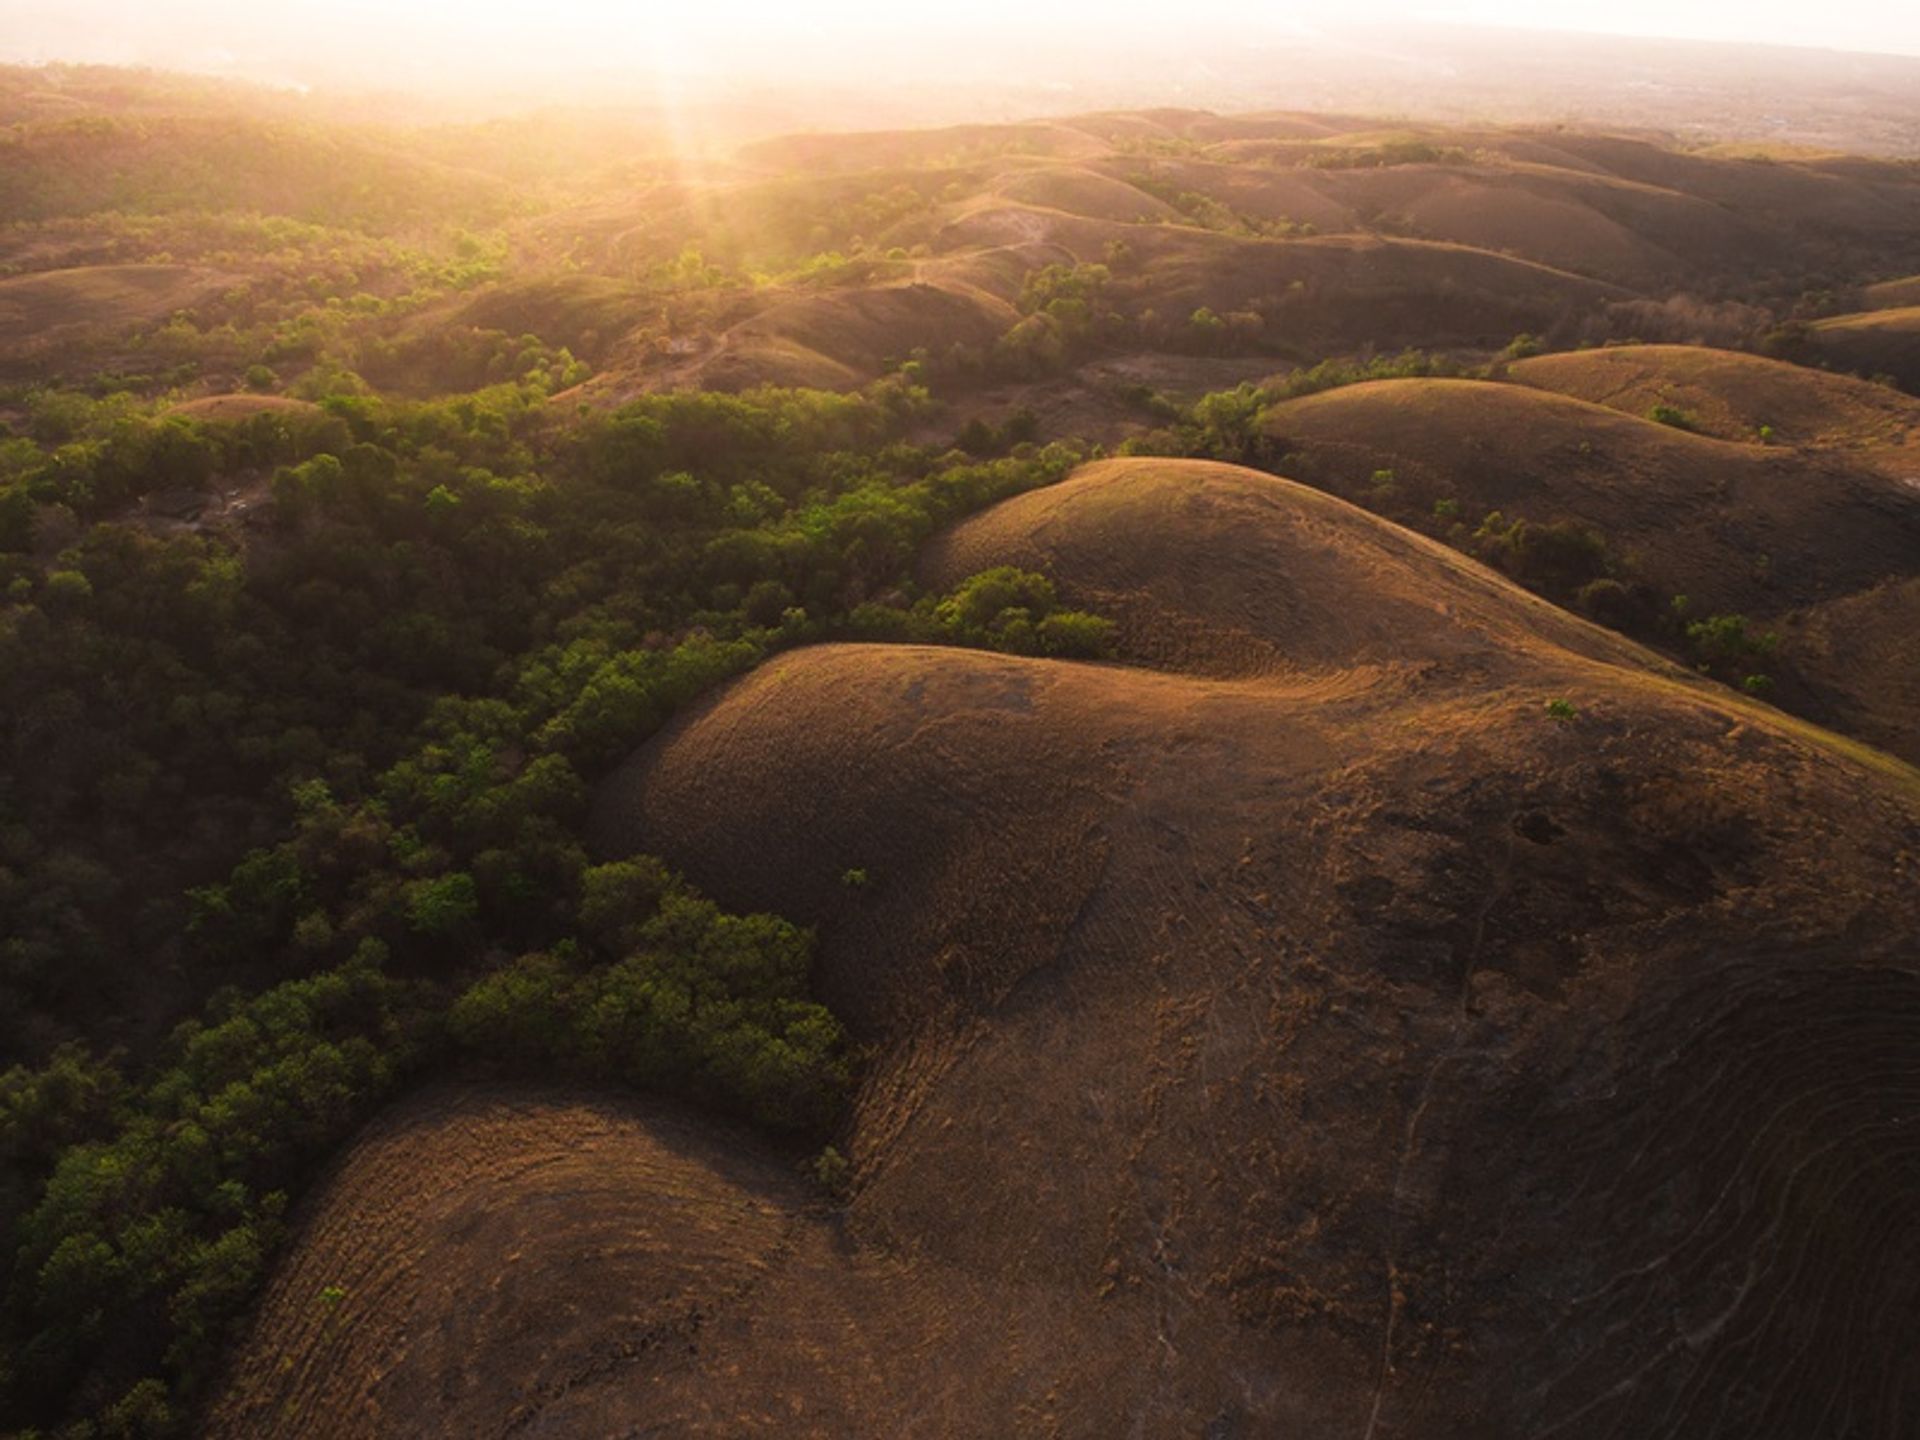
xmin=1575 ymin=577 xmax=1640 ymax=629
xmin=1036 ymin=610 xmax=1116 ymax=659
xmin=450 ymin=883 xmax=851 ymax=1134
xmin=1686 ymin=612 xmax=1778 ymax=673
xmin=1472 ymin=513 xmax=1610 ymax=600
xmin=919 ymin=566 xmax=1115 ymax=660
xmin=936 ymin=566 xmax=1056 ymax=631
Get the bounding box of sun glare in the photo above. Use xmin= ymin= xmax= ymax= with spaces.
xmin=7 ymin=0 xmax=1920 ymax=94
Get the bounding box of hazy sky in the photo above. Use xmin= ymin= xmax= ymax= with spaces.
xmin=4 ymin=0 xmax=1919 ymax=91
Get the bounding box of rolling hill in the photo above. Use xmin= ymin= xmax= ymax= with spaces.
xmin=1507 ymin=341 xmax=1920 ymax=448
xmin=7 ymin=75 xmax=1920 ymax=1439
xmin=9 ymin=74 xmax=1920 ymax=403
xmin=0 ymin=263 xmax=239 ymax=376
xmin=1803 ymin=305 xmax=1920 ymax=391
xmin=215 ymin=458 xmax=1920 ymax=1439
xmin=1260 ymin=372 xmax=1920 ymax=762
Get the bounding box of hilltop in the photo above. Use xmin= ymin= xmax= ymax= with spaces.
xmin=1253 ymin=356 xmax=1920 ymax=763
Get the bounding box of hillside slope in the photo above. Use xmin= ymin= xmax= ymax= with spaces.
xmin=1507 ymin=341 xmax=1920 ymax=448
xmin=1261 ymin=375 xmax=1920 ymax=761
xmin=1805 ymin=305 xmax=1920 ymax=391
xmin=218 ymin=459 xmax=1920 ymax=1439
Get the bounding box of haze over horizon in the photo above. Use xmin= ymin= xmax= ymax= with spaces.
xmin=4 ymin=1 xmax=1920 ymax=1434
xmin=4 ymin=0 xmax=1920 ymax=105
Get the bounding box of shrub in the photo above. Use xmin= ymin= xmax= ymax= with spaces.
xmin=810 ymin=1145 xmax=852 ymax=1198
xmin=1575 ymin=577 xmax=1639 ymax=629
xmin=448 ymin=881 xmax=851 ymax=1135
xmin=936 ymin=567 xmax=1057 ymax=632
xmin=1685 ymin=612 xmax=1777 ymax=672
xmin=1036 ymin=610 xmax=1116 ymax=659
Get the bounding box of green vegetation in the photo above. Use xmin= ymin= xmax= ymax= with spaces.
xmin=1544 ymin=697 xmax=1579 ymax=721
xmin=1125 ymin=172 xmax=1318 ymax=239
xmin=1469 ymin=511 xmax=1612 ymax=601
xmin=4 ymin=955 xmax=417 ymax=1430
xmin=0 ymin=351 xmax=1096 ymax=1433
xmin=1304 ymin=139 xmax=1468 ymax=170
xmin=846 ymin=565 xmax=1115 ymax=660
xmin=1684 ymin=611 xmax=1779 ymax=685
xmin=809 ymin=1144 xmax=852 ymax=1197
xmin=1646 ymin=402 xmax=1697 ymax=430
xmin=447 ymin=876 xmax=848 ymax=1131
xmin=995 ymin=263 xmax=1120 ymax=375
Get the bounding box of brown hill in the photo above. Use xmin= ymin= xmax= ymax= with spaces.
xmin=1773 ymin=577 xmax=1920 ymax=767
xmin=1264 ymin=378 xmax=1920 ymax=616
xmin=675 ymin=279 xmax=1016 ymax=392
xmin=931 ymin=208 xmax=1625 ymax=347
xmin=989 ymin=164 xmax=1179 ymax=224
xmin=1113 ymin=123 xmax=1920 ymax=286
xmin=219 ymin=459 xmax=1920 ymax=1438
xmin=505 ymin=112 xmax=1920 ymax=399
xmin=1507 ymin=342 xmax=1920 ymax=448
xmin=0 ymin=262 xmax=236 ymax=375
xmin=1865 ymin=275 xmax=1920 ymax=309
xmin=166 ymin=394 xmax=321 ymax=424
xmin=614 ymin=206 xmax=1627 ymax=393
xmin=1805 ymin=305 xmax=1920 ymax=391
xmin=1477 ymin=130 xmax=1920 ymax=234
xmin=737 ymin=120 xmax=1113 ymax=173
xmin=437 ymin=273 xmax=653 ymax=363
xmin=1262 ymin=377 xmax=1920 ymax=760
xmin=1119 ymin=152 xmax=1754 ymax=287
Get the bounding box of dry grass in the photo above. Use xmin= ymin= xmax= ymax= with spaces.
xmin=0 ymin=263 xmax=235 ymax=371
xmin=1509 ymin=342 xmax=1920 ymax=447
xmin=167 ymin=394 xmax=321 ymax=423
xmin=222 ymin=459 xmax=1920 ymax=1438
xmin=1266 ymin=375 xmax=1920 ymax=760
xmin=1808 ymin=304 xmax=1920 ymax=389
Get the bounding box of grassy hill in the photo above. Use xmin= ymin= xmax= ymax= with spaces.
xmin=1254 ymin=372 xmax=1920 ymax=762
xmin=214 ymin=458 xmax=1920 ymax=1438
